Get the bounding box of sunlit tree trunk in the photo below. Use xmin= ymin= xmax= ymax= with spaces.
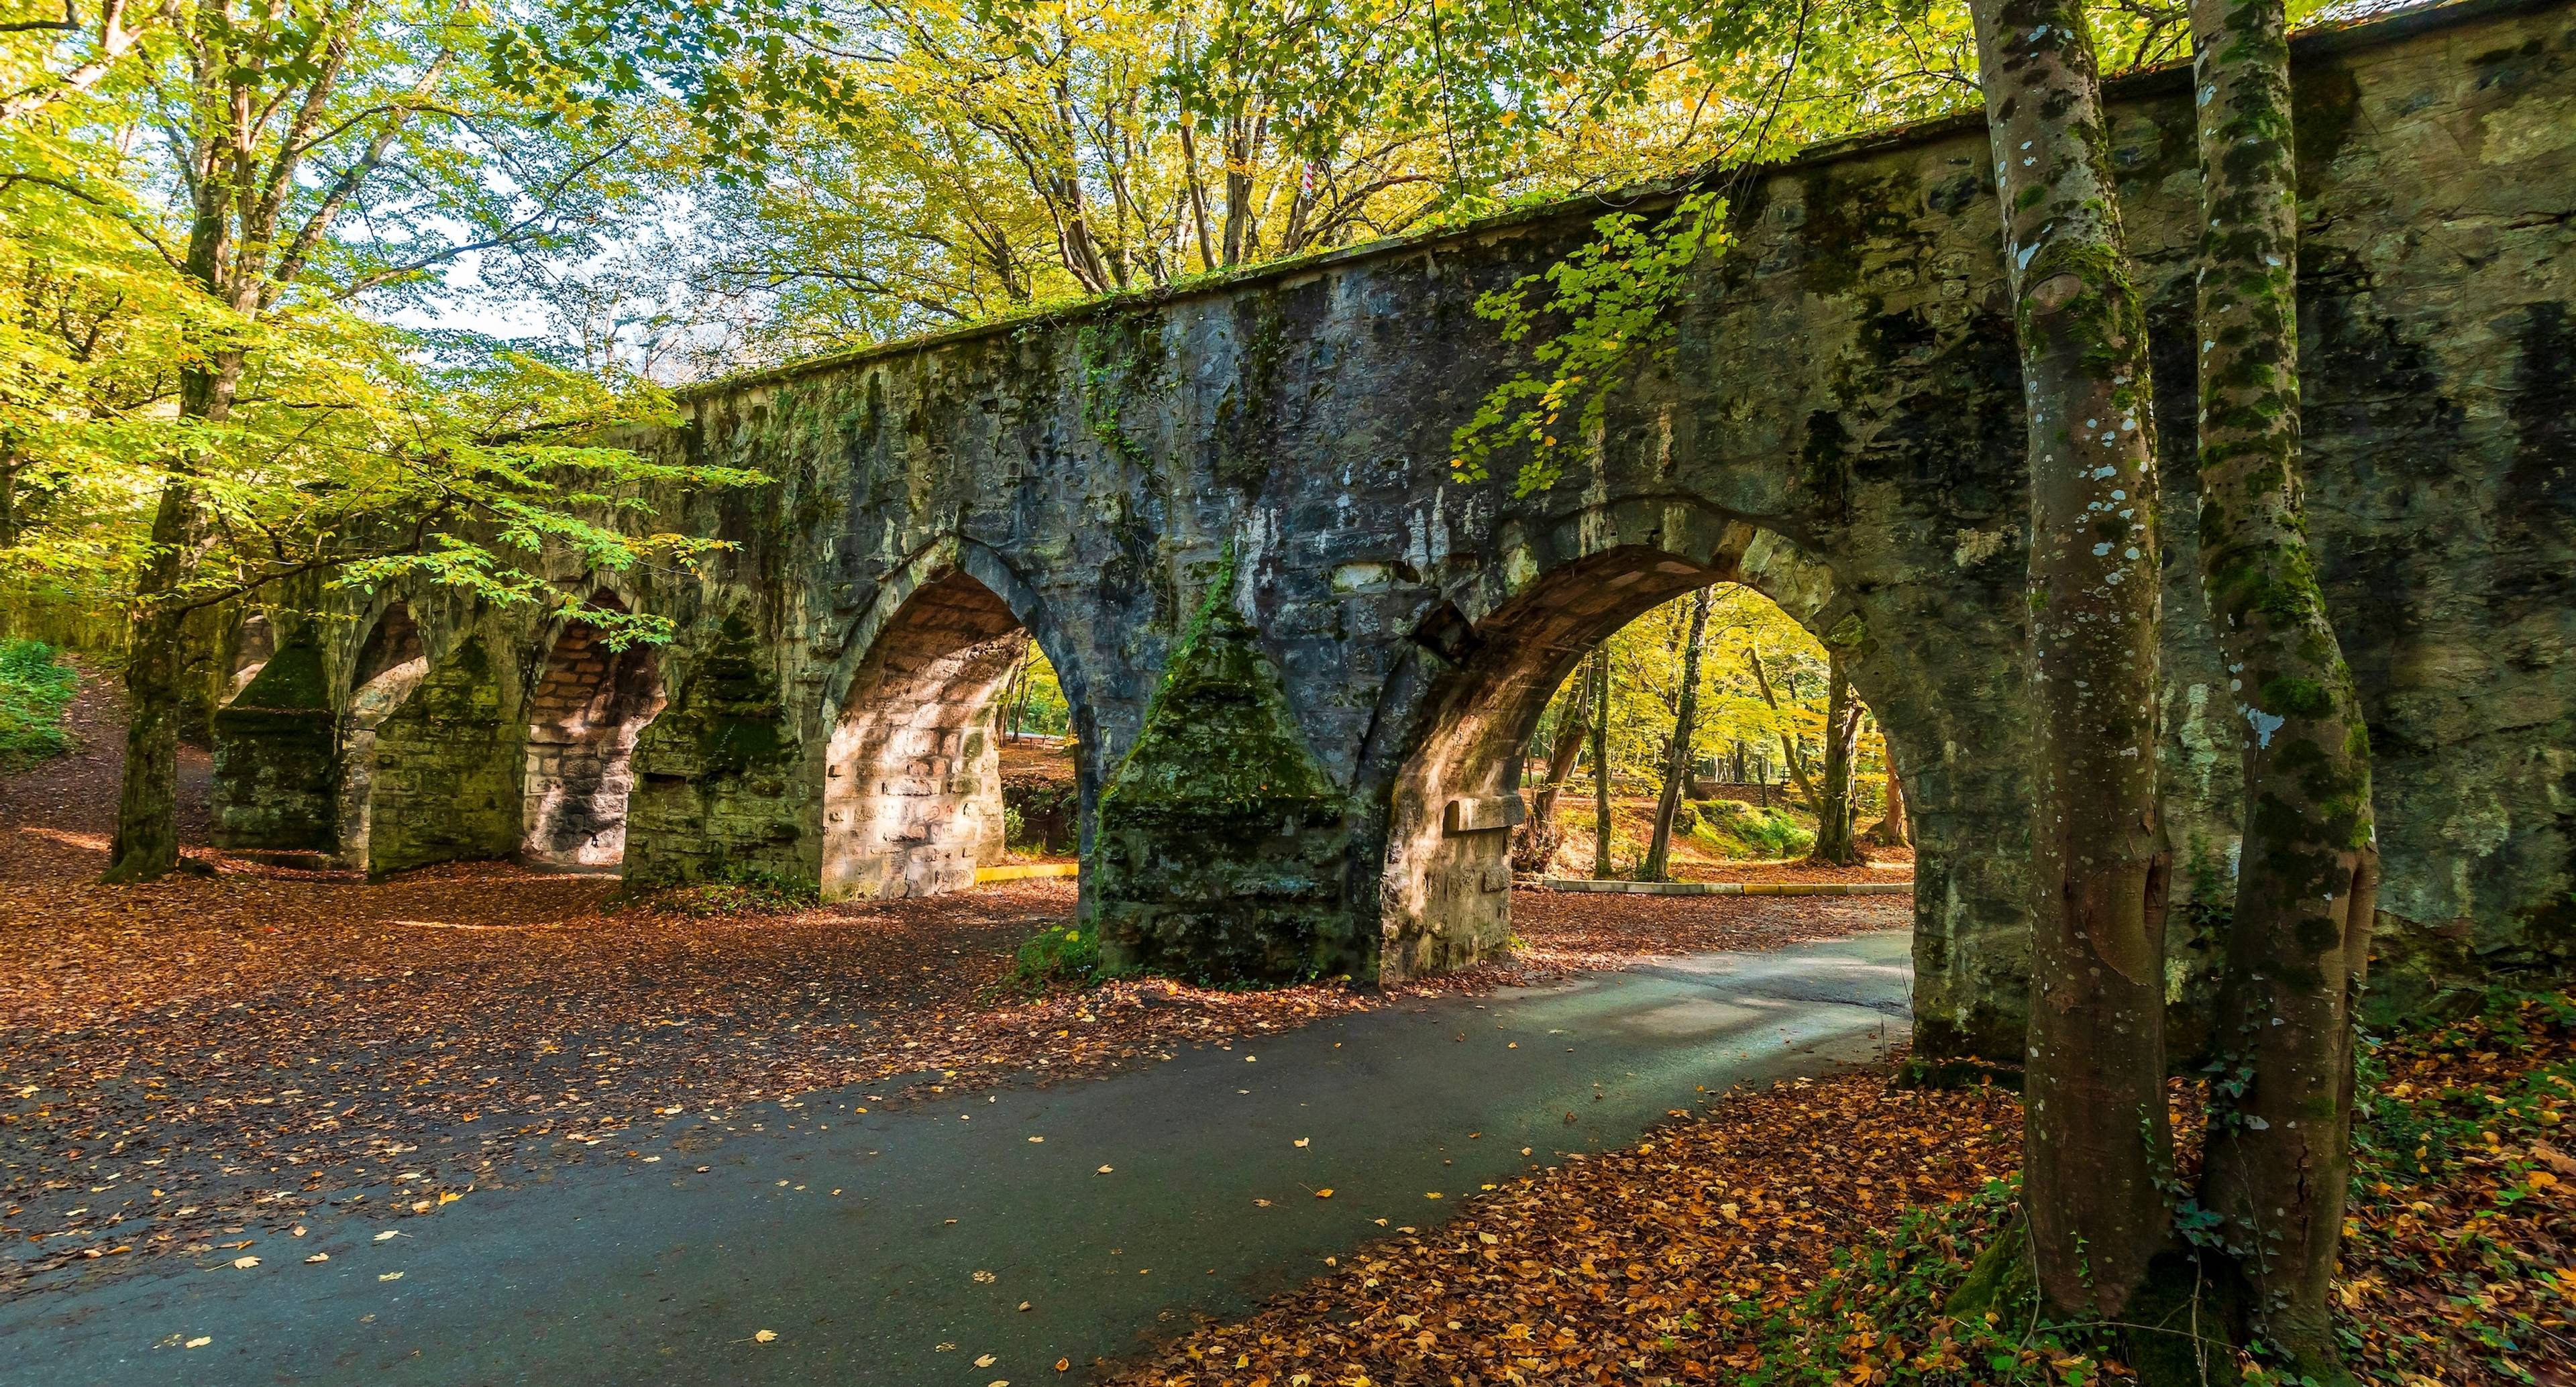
xmin=1513 ymin=660 xmax=1595 ymax=873
xmin=1644 ymin=588 xmax=1712 ymax=881
xmin=1590 ymin=651 xmax=1613 ymax=879
xmin=102 ymin=479 xmax=201 ymax=882
xmin=2186 ymin=0 xmax=2379 ymax=1370
xmin=1969 ymin=0 xmax=2174 ymax=1319
xmin=1869 ymin=763 xmax=1911 ymax=846
xmin=1803 ymin=654 xmax=1865 ymax=867
xmin=1744 ymin=647 xmax=1818 ymax=810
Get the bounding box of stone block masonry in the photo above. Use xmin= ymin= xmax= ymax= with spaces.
xmin=206 ymin=0 xmax=2576 ymax=1063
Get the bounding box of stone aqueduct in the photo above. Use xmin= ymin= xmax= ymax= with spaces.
xmin=208 ymin=0 xmax=2575 ymax=1062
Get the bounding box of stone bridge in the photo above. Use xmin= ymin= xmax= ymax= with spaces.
xmin=208 ymin=0 xmax=2576 ymax=1062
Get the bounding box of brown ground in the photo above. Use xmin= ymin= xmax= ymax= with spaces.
xmin=0 ymin=673 xmax=1902 ymax=1289
xmin=1107 ymin=1064 xmax=2025 ymax=1386
xmin=1106 ymin=999 xmax=2576 ymax=1387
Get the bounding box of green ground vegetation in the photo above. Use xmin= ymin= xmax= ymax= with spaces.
xmin=621 ymin=865 xmax=824 ymax=918
xmin=0 ymin=639 xmax=77 ymax=768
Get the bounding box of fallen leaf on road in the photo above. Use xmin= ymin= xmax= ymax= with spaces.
xmin=1293 ymin=1138 xmax=1308 ymax=1148
xmin=305 ymin=1253 xmax=328 ymax=1264
xmin=971 ymin=1269 xmax=996 ymax=1283
xmin=1096 ymin=1165 xmax=1112 ymax=1174
xmin=230 ymin=1256 xmax=259 ymax=1269
xmin=1026 ymin=1136 xmax=1042 ymax=1143
xmin=374 ymin=1230 xmax=405 ymax=1242
xmin=975 ymin=1354 xmax=997 ymax=1366
xmin=1056 ymin=1359 xmax=1071 ymax=1372
xmin=378 ymin=1272 xmax=402 ymax=1282
xmin=754 ymin=1330 xmax=777 ymax=1343
xmin=185 ymin=1337 xmax=210 ymax=1349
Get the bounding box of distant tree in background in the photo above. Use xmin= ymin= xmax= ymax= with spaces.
xmin=1801 ymin=652 xmax=1865 ymax=867
xmin=1641 ymin=586 xmax=1713 ymax=881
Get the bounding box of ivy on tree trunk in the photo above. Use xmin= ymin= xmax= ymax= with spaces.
xmin=1968 ymin=0 xmax=2175 ymax=1321
xmin=2186 ymin=0 xmax=2380 ymax=1371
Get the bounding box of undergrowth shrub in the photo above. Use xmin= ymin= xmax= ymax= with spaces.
xmin=1008 ymin=922 xmax=1103 ymax=993
xmin=625 ymin=865 xmax=821 ymax=916
xmin=1693 ymin=799 xmax=1814 ymax=858
xmin=0 ymin=640 xmax=78 ymax=768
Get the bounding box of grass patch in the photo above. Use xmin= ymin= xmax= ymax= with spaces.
xmin=0 ymin=639 xmax=78 ymax=769
xmin=1692 ymin=798 xmax=1815 ymax=858
xmin=1007 ymin=921 xmax=1104 ymax=993
xmin=621 ymin=865 xmax=822 ymax=916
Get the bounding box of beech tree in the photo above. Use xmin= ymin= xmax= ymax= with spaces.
xmin=1801 ymin=653 xmax=1864 ymax=867
xmin=1641 ymin=585 xmax=1712 ymax=881
xmin=1589 ymin=649 xmax=1614 ymax=879
xmin=1867 ymin=762 xmax=1910 ymax=846
xmin=2184 ymin=0 xmax=2379 ymax=1371
xmin=1966 ymin=0 xmax=2175 ymax=1322
xmin=1510 ymin=645 xmax=1593 ymax=873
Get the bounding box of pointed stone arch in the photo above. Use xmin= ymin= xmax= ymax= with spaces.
xmin=329 ymin=600 xmax=432 ymax=866
xmin=819 ymin=539 xmax=1088 ymax=899
xmin=1344 ymin=494 xmax=2019 ymax=1053
xmin=521 ymin=594 xmax=668 ymax=870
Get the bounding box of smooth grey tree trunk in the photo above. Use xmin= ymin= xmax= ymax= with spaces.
xmin=1968 ymin=0 xmax=2176 ymax=1321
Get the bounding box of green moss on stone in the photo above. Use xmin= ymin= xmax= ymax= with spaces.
xmin=1092 ymin=570 xmax=1356 ymax=985
xmin=230 ymin=641 xmax=331 ymax=710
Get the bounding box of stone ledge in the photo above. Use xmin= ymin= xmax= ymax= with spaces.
xmin=1537 ymin=878 xmax=1914 ymax=897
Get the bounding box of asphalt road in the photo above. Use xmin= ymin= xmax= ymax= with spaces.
xmin=1 ymin=930 xmax=1913 ymax=1386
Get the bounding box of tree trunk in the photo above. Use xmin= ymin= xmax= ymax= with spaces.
xmin=1803 ymin=654 xmax=1865 ymax=867
xmin=103 ymin=480 xmax=202 ymax=882
xmin=1868 ymin=763 xmax=1911 ymax=847
xmin=1969 ymin=0 xmax=2175 ymax=1321
xmin=1513 ymin=664 xmax=1594 ymax=873
xmin=1744 ymin=647 xmax=1819 ymax=810
xmin=1644 ymin=589 xmax=1713 ymax=881
xmin=2186 ymin=0 xmax=2379 ymax=1370
xmin=1177 ymin=112 xmax=1218 ymax=273
xmin=1590 ymin=650 xmax=1613 ymax=879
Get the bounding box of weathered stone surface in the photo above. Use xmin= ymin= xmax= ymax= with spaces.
xmin=1093 ymin=574 xmax=1354 ymax=982
xmin=205 ymin=0 xmax=2576 ymax=1060
xmin=210 ymin=641 xmax=337 ymax=855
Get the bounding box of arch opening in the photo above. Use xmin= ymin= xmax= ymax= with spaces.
xmin=1379 ymin=544 xmax=1915 ymax=980
xmin=335 ymin=602 xmax=429 ymax=864
xmin=822 ymin=567 xmax=1049 ymax=900
xmin=221 ymin=611 xmax=276 ymax=706
xmin=521 ymin=601 xmax=666 ymax=871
